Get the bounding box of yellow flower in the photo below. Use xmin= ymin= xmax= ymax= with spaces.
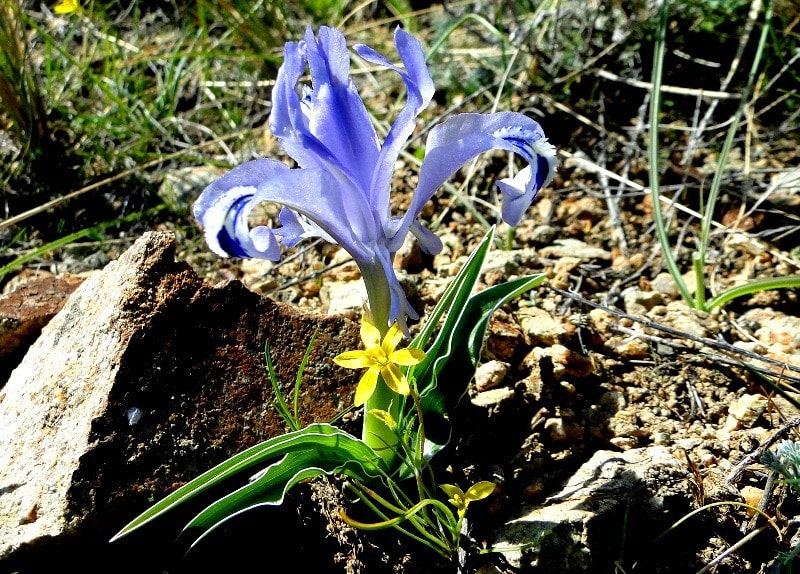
xmin=441 ymin=482 xmax=496 ymax=518
xmin=334 ymin=319 xmax=426 ymax=407
xmin=54 ymin=0 xmax=79 ymax=14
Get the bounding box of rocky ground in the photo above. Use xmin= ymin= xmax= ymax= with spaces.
xmin=211 ymin=183 xmax=800 ymax=573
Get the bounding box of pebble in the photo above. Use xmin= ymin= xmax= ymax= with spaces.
xmin=471 ymin=387 xmax=515 ymax=408
xmin=474 ymin=360 xmax=511 ymax=392
xmin=723 ymin=394 xmax=767 ymax=432
xmin=622 ymin=287 xmax=664 ymax=315
xmin=544 ymin=417 xmax=568 ymax=442
xmin=538 ymin=239 xmax=612 ymax=261
xmin=658 ymin=301 xmax=714 ymax=339
xmin=319 ymin=280 xmax=367 ymax=319
xmin=517 ymin=307 xmax=567 ymax=346
xmin=650 ymin=272 xmax=681 ymax=300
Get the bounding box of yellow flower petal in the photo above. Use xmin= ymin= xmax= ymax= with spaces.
xmin=54 ymin=0 xmax=78 ymax=13
xmin=440 ymin=484 xmax=466 ymax=511
xmin=381 ymin=322 xmax=404 ymax=355
xmin=359 ymin=319 xmax=381 ymax=349
xmin=390 ymin=347 xmax=426 ymax=366
xmin=381 ymin=363 xmax=410 ymax=396
xmin=354 ymin=368 xmax=379 ymax=406
xmin=465 ymin=481 xmax=496 ymax=502
xmin=333 ymin=349 xmax=372 ymax=369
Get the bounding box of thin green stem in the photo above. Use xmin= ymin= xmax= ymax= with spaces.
xmin=691 ymin=252 xmax=706 ymax=310
xmin=343 ymin=482 xmax=453 ymax=555
xmin=696 ymin=0 xmax=773 ymax=311
xmin=648 ymin=0 xmax=695 ymax=308
xmin=705 ymin=274 xmax=800 ymax=311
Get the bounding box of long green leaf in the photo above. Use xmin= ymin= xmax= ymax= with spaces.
xmin=110 ymin=423 xmax=384 ymax=542
xmin=402 ymin=227 xmax=546 ymax=464
xmin=419 ymin=274 xmax=547 ymax=420
xmin=183 ymin=447 xmax=382 ymax=549
xmin=705 ymin=274 xmax=800 ymax=311
xmin=410 ymin=226 xmax=496 ymax=380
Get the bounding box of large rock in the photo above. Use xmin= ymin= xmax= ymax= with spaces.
xmin=0 ymin=232 xmax=360 ymax=571
xmin=491 ymin=446 xmax=693 ymax=571
xmin=0 ymin=272 xmax=84 ymax=378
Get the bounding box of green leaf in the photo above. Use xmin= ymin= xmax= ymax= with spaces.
xmin=419 ymin=273 xmax=546 ymax=418
xmin=705 ymin=274 xmax=800 ymax=311
xmin=404 ymin=226 xmax=546 ymax=461
xmin=110 ymin=423 xmax=384 ymax=543
xmin=183 ymin=446 xmax=379 ymax=549
xmin=409 ymin=226 xmax=496 ymax=378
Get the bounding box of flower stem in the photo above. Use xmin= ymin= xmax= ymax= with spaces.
xmin=364 ymin=376 xmax=400 ymax=463
xmin=360 ymin=264 xmax=399 ymax=464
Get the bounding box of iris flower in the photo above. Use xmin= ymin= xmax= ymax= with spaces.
xmin=193 ymin=26 xmax=556 ymax=335
xmin=333 ymin=319 xmax=426 ymax=407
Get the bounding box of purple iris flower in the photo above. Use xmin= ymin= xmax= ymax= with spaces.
xmin=193 ymin=26 xmax=556 ymax=333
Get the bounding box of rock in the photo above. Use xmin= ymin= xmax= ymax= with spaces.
xmin=549 ymin=255 xmax=581 ymax=289
xmin=517 ymin=307 xmax=567 ymax=346
xmin=485 ymin=315 xmax=526 ymax=362
xmin=659 ymin=301 xmax=714 ymax=339
xmin=480 ymin=248 xmax=537 ymax=286
xmin=651 ymin=272 xmax=681 ymax=300
xmin=471 ymin=387 xmax=515 ymax=409
xmin=319 ymin=279 xmax=368 ymax=319
xmin=474 ymin=360 xmax=510 ymax=392
xmin=523 ymin=344 xmax=594 ymax=383
xmin=622 ymin=287 xmax=664 ymax=315
xmin=723 ymin=394 xmax=768 ymax=432
xmin=0 ymin=232 xmax=360 ymax=569
xmin=491 ymin=446 xmax=692 ymax=571
xmin=0 ymin=272 xmax=83 ymax=359
xmin=538 ymin=239 xmax=612 ymax=261
xmin=739 ymin=308 xmax=800 ymax=350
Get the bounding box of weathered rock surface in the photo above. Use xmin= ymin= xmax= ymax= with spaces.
xmin=491 ymin=446 xmax=693 ymax=571
xmin=0 ymin=232 xmax=360 ymax=572
xmin=0 ymin=272 xmax=84 ymax=377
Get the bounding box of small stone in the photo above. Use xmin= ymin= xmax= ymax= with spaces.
xmin=622 ymin=287 xmax=664 ymax=315
xmin=651 ymin=272 xmax=681 ymax=299
xmin=740 ymin=308 xmax=800 ymax=350
xmin=486 ymin=317 xmax=526 ymax=361
xmin=609 ymin=336 xmax=650 ymax=359
xmin=538 ymin=239 xmax=612 ymax=261
xmin=609 ymin=436 xmax=639 ymax=450
xmin=481 ymin=248 xmax=537 ymax=286
xmin=471 ymin=387 xmax=515 ymax=408
xmin=319 ymin=280 xmax=368 ymax=319
xmin=550 ymin=256 xmax=582 ymax=289
xmin=723 ymin=394 xmax=767 ymax=432
xmin=599 ymin=390 xmax=626 ymax=411
xmin=661 ymin=301 xmax=714 ymax=339
xmin=474 ymin=360 xmax=510 ymax=392
xmin=651 ymin=431 xmax=671 ymax=446
xmin=544 ymin=417 xmax=568 ymax=442
xmin=740 ymin=486 xmax=764 ymax=515
xmin=517 ymin=307 xmax=567 ymax=346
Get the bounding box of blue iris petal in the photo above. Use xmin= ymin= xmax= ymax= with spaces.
xmin=193 ymin=26 xmax=556 ymax=332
